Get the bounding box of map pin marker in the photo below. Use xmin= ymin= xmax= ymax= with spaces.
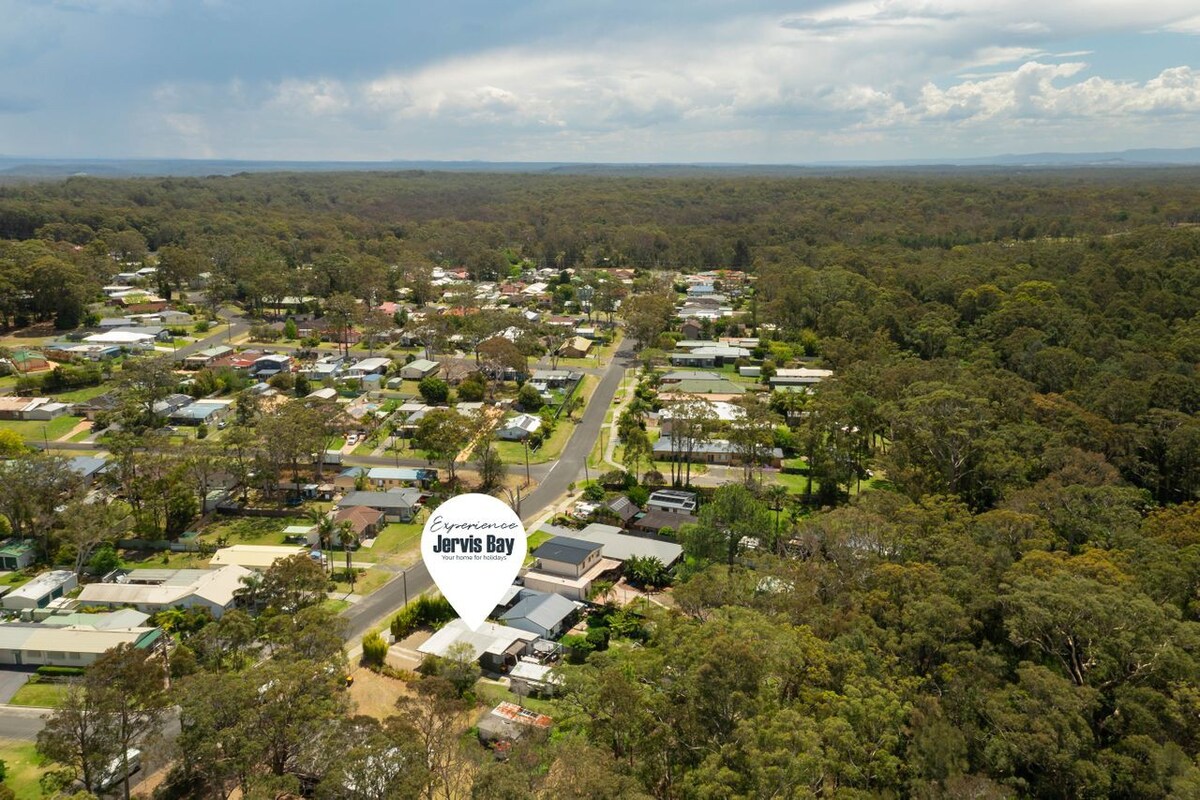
xmin=421 ymin=493 xmax=528 ymax=631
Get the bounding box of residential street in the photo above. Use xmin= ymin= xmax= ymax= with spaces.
xmin=340 ymin=335 xmax=637 ymax=640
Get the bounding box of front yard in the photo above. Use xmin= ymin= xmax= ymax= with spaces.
xmin=0 ymin=415 xmax=84 ymax=443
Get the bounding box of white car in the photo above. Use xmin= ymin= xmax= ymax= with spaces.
xmin=96 ymin=748 xmax=141 ymax=791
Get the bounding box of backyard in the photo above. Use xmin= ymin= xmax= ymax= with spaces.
xmin=0 ymin=415 xmax=84 ymax=443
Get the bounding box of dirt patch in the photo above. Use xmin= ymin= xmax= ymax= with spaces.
xmin=347 ymin=666 xmax=415 ymax=719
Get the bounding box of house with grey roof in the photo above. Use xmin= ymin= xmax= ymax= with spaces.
xmin=338 ymin=488 xmax=425 ymax=522
xmin=499 ymin=589 xmax=580 ymax=639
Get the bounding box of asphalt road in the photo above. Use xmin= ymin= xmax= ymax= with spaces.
xmin=0 ymin=705 xmax=46 ymax=739
xmin=340 ymin=335 xmax=636 ymax=640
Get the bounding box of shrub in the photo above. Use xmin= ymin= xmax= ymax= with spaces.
xmin=457 ymin=376 xmax=486 ymax=402
xmin=194 ymin=319 xmax=211 ymax=333
xmin=362 ymin=631 xmax=389 ymax=668
xmin=390 ymin=594 xmax=455 ymax=639
xmin=628 ymin=486 xmax=650 ymax=507
xmin=35 ymin=665 xmax=85 ymax=677
xmin=583 ymin=482 xmax=606 ymax=502
xmin=418 ymin=376 xmax=450 ymax=404
xmin=517 ymin=383 xmax=543 ymax=411
xmin=560 ymin=633 xmax=594 ymax=664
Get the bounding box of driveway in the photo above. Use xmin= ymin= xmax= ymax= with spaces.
xmin=0 ymin=668 xmax=34 ymax=704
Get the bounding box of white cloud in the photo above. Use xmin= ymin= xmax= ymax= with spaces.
xmin=127 ymin=1 xmax=1200 ymax=160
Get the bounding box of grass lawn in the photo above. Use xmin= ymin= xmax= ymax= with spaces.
xmin=330 ymin=567 xmax=392 ymax=596
xmin=356 ymin=522 xmax=423 ymax=565
xmin=69 ymin=426 xmax=93 ymax=442
xmin=0 ymin=741 xmax=49 ymax=799
xmin=8 ymin=678 xmax=69 ymax=708
xmin=203 ymin=515 xmax=311 ymax=546
xmin=323 ymin=598 xmax=352 ymax=614
xmin=352 ymin=439 xmax=376 ymax=456
xmin=122 ymin=549 xmax=213 ymax=570
xmin=45 ymin=384 xmax=109 ymax=403
xmin=770 ymin=471 xmax=811 ymax=495
xmin=0 ymin=415 xmax=83 ymax=443
xmin=475 ymin=679 xmax=561 ymax=716
xmin=494 ymin=419 xmax=574 ymax=465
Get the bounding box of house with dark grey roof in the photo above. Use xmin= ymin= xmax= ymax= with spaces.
xmin=531 ymin=536 xmax=601 ymax=578
xmin=499 ymin=589 xmax=579 ymax=639
xmin=523 ymin=536 xmax=618 ymax=601
xmin=602 ymin=496 xmax=638 ymax=524
xmin=337 ymin=488 xmax=425 ymax=522
xmin=68 ymin=455 xmax=109 ymax=486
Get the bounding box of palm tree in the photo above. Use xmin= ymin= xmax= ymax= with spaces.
xmin=764 ymin=484 xmax=790 ymax=548
xmin=337 ymin=520 xmax=360 ymax=590
xmin=307 ymin=508 xmax=336 ymax=574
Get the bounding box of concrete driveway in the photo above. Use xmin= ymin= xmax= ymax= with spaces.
xmin=0 ymin=669 xmax=34 ymax=704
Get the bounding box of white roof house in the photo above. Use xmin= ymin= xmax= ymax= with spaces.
xmin=497 ymin=413 xmax=542 ymax=441
xmin=77 ymin=566 xmax=253 ymax=619
xmin=2 ymin=571 xmax=78 ymax=611
xmin=770 ymin=368 xmax=834 ymax=387
xmin=82 ymin=330 xmax=157 ymax=346
xmin=0 ymin=624 xmax=162 ymax=668
xmin=418 ymin=619 xmax=538 ymax=663
xmin=210 ymin=545 xmax=305 ymax=569
xmin=346 ymin=357 xmax=392 ymax=378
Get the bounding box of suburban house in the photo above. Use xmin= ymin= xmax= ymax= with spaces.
xmin=0 ymin=541 xmax=36 ymax=571
xmin=652 ymin=437 xmax=785 ymax=467
xmin=301 ymin=356 xmax=346 ymax=381
xmin=647 ymin=489 xmax=698 ymax=515
xmin=522 ymin=536 xmax=619 ymax=601
xmin=400 ymin=359 xmax=440 ymax=380
xmin=0 ymin=624 xmax=163 ymax=668
xmin=497 ymin=413 xmax=542 ymax=441
xmin=569 ymin=523 xmax=685 ymax=568
xmin=77 ymin=565 xmax=254 ymax=619
xmin=669 ymin=344 xmax=751 ymax=368
xmin=558 ymin=336 xmax=593 ymax=358
xmin=529 ymin=369 xmax=575 ymax=388
xmin=169 ymin=399 xmax=235 ymax=427
xmin=657 ymin=400 xmax=745 ymax=436
xmin=337 ymin=488 xmax=425 ymax=522
xmin=508 ymin=660 xmax=563 ymax=697
xmin=330 ymin=506 xmax=384 ymax=543
xmin=209 ymin=545 xmax=306 ymax=569
xmin=182 ymin=345 xmax=235 ymax=370
xmin=365 ymin=467 xmax=438 ymax=489
xmin=0 ymin=397 xmax=69 ymax=421
xmin=249 ymin=354 xmax=293 ymax=377
xmin=67 ymin=455 xmax=110 ymax=486
xmin=477 ymin=702 xmax=553 ymax=745
xmin=769 ymin=367 xmax=834 ymax=388
xmin=2 ymin=571 xmax=78 ymax=611
xmin=345 ymin=357 xmax=391 ymax=379
xmin=418 ymin=619 xmax=538 ymax=673
xmin=82 ymin=329 xmax=157 ymax=350
xmin=2 ymin=349 xmax=50 ymax=373
xmin=679 ymin=318 xmax=704 ymax=340
xmin=499 ymin=589 xmax=580 ymax=639
xmin=601 ymin=496 xmax=638 ymax=525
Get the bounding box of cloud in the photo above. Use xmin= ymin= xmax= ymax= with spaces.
xmin=7 ymin=0 xmax=1200 ymax=159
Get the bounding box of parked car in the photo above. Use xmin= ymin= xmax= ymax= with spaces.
xmin=95 ymin=748 xmax=141 ymax=791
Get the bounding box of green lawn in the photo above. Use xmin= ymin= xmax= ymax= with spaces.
xmin=8 ymin=678 xmax=69 ymax=708
xmin=122 ymin=549 xmax=214 ymax=570
xmin=0 ymin=415 xmax=83 ymax=443
xmin=356 ymin=522 xmax=423 ymax=565
xmin=330 ymin=567 xmax=392 ymax=596
xmin=203 ymin=515 xmax=312 ymax=547
xmin=45 ymin=384 xmax=109 ymax=403
xmin=494 ymin=419 xmax=575 ymax=465
xmin=0 ymin=741 xmax=49 ymax=799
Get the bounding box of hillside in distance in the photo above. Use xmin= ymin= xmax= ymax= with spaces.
xmin=2 ymin=146 xmax=1199 ymax=181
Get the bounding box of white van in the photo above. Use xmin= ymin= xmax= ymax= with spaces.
xmin=95 ymin=748 xmax=141 ymax=792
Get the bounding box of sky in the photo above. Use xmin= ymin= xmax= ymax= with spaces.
xmin=2 ymin=0 xmax=1200 ymax=163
